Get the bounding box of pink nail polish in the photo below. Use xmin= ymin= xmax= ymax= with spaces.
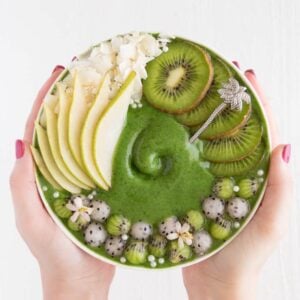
xmin=282 ymin=144 xmax=291 ymax=163
xmin=52 ymin=65 xmax=65 ymax=74
xmin=245 ymin=69 xmax=255 ymax=76
xmin=15 ymin=139 xmax=25 ymax=159
xmin=232 ymin=61 xmax=240 ymax=69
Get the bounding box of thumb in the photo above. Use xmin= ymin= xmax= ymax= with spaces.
xmin=251 ymin=144 xmax=293 ymax=239
xmin=10 ymin=140 xmax=52 ymax=231
xmin=10 ymin=68 xmax=64 ymax=229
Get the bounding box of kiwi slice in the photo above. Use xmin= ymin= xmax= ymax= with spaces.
xmin=238 ymin=178 xmax=259 ymax=198
xmin=67 ymin=216 xmax=88 ymax=231
xmin=213 ymin=177 xmax=234 ymax=200
xmin=191 ymin=103 xmax=251 ymax=140
xmin=210 ymin=217 xmax=231 ymax=240
xmin=143 ymin=39 xmax=213 ymax=114
xmin=202 ymin=116 xmax=263 ymax=162
xmin=176 ymin=57 xmax=232 ymax=126
xmin=209 ymin=143 xmax=265 ymax=177
xmin=53 ymin=199 xmax=72 ymax=219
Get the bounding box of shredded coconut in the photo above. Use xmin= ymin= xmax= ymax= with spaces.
xmin=69 ymin=32 xmax=173 ymax=106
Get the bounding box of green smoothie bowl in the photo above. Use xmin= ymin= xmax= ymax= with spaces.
xmin=32 ymin=32 xmax=270 ymax=269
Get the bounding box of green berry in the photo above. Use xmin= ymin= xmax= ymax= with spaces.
xmin=183 ymin=210 xmax=204 ymax=231
xmin=149 ymin=234 xmax=167 ymax=257
xmin=210 ymin=217 xmax=231 ymax=240
xmin=67 ymin=216 xmax=88 ymax=231
xmin=106 ymin=215 xmax=131 ymax=236
xmin=169 ymin=241 xmax=192 ymax=264
xmin=238 ymin=178 xmax=259 ymax=198
xmin=53 ymin=199 xmax=72 ymax=219
xmin=124 ymin=240 xmax=148 ymax=265
xmin=213 ymin=178 xmax=234 ymax=200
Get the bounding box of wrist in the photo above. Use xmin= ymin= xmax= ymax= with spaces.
xmin=184 ymin=272 xmax=258 ymax=300
xmin=40 ymin=267 xmax=113 ymax=300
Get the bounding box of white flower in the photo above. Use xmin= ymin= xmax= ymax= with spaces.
xmin=167 ymin=222 xmax=193 ymax=248
xmin=66 ymin=196 xmax=93 ymax=223
xmin=218 ymin=78 xmax=251 ymax=111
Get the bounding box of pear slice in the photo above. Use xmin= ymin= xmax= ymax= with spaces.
xmin=56 ymin=83 xmax=95 ymax=189
xmin=68 ymin=73 xmax=95 ymax=167
xmin=94 ymin=71 xmax=136 ymax=187
xmin=44 ymin=105 xmax=90 ymax=190
xmin=81 ymin=74 xmax=110 ymax=190
xmin=35 ymin=123 xmax=81 ymax=194
xmin=30 ymin=146 xmax=63 ymax=190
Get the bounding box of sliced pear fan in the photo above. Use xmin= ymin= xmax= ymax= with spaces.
xmin=94 ymin=71 xmax=136 ymax=187
xmin=81 ymin=74 xmax=111 ymax=190
xmin=56 ymin=83 xmax=95 ymax=189
xmin=30 ymin=146 xmax=62 ymax=190
xmin=44 ymin=105 xmax=90 ymax=189
xmin=69 ymin=72 xmax=97 ymax=167
xmin=34 ymin=123 xmax=81 ymax=194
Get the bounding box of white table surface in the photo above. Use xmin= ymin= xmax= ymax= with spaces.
xmin=0 ymin=0 xmax=299 ymax=299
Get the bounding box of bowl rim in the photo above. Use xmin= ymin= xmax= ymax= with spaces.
xmin=32 ymin=34 xmax=272 ymax=271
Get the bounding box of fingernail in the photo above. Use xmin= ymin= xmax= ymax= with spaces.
xmin=282 ymin=144 xmax=291 ymax=163
xmin=52 ymin=65 xmax=65 ymax=74
xmin=232 ymin=61 xmax=240 ymax=69
xmin=245 ymin=69 xmax=255 ymax=76
xmin=15 ymin=139 xmax=25 ymax=159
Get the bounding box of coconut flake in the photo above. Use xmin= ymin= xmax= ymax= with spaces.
xmin=69 ymin=32 xmax=172 ymax=106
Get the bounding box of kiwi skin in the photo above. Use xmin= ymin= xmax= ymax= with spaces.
xmin=176 ymin=56 xmax=232 ymax=126
xmin=143 ymin=40 xmax=214 ymax=115
xmin=188 ymin=46 xmax=215 ymax=113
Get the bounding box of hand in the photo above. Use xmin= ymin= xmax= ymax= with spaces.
xmin=10 ymin=66 xmax=115 ymax=300
xmin=182 ymin=68 xmax=293 ymax=300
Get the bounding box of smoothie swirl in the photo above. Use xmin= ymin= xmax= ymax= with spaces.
xmin=104 ymin=102 xmax=214 ymax=224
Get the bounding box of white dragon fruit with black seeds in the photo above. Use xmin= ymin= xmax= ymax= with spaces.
xmin=131 ymin=221 xmax=153 ymax=240
xmin=202 ymin=196 xmax=225 ymax=220
xmin=105 ymin=236 xmax=127 ymax=257
xmin=84 ymin=222 xmax=107 ymax=247
xmin=192 ymin=230 xmax=212 ymax=255
xmin=89 ymin=200 xmax=111 ymax=222
xmin=159 ymin=216 xmax=178 ymax=238
xmin=70 ymin=194 xmax=91 ymax=207
xmin=227 ymin=197 xmax=250 ymax=219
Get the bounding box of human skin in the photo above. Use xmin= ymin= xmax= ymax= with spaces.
xmin=182 ymin=67 xmax=293 ymax=300
xmin=10 ymin=66 xmax=115 ymax=300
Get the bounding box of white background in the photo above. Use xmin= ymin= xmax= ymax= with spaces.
xmin=0 ymin=0 xmax=299 ymax=299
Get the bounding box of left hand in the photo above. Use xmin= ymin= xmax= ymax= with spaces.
xmin=10 ymin=66 xmax=115 ymax=300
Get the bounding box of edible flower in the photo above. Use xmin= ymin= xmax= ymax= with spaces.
xmin=167 ymin=222 xmax=193 ymax=248
xmin=66 ymin=196 xmax=93 ymax=223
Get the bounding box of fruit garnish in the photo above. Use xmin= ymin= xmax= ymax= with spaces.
xmin=143 ymin=39 xmax=213 ymax=114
